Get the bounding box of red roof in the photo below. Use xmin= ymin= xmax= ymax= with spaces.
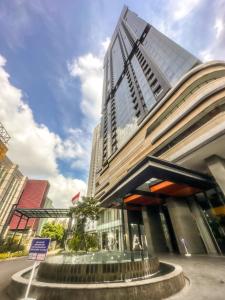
xmin=10 ymin=180 xmax=50 ymax=230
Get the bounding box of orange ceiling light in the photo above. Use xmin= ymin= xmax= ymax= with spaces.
xmin=124 ymin=194 xmax=161 ymax=206
xmin=150 ymin=180 xmax=201 ymax=197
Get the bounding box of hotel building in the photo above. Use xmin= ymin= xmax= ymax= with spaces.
xmin=88 ymin=6 xmax=225 ymax=255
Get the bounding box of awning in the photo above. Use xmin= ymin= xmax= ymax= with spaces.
xmin=99 ymin=156 xmax=215 ymax=207
xmin=14 ymin=208 xmax=70 ymax=219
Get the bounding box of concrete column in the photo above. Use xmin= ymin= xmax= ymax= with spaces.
xmin=142 ymin=206 xmax=168 ymax=255
xmin=142 ymin=207 xmax=154 ymax=255
xmin=167 ymin=198 xmax=206 ymax=254
xmin=122 ymin=208 xmax=131 ymax=251
xmin=205 ymin=155 xmax=225 ymax=197
xmin=189 ymin=199 xmax=218 ymax=254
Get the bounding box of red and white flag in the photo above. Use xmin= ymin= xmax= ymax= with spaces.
xmin=71 ymin=192 xmax=80 ymax=205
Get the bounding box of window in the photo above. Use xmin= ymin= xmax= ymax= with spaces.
xmin=112 ymin=120 xmax=116 ymax=126
xmin=148 ymin=73 xmax=154 ymax=81
xmin=151 ymin=78 xmax=158 ymax=87
xmin=146 ymin=68 xmax=151 ymax=76
xmin=136 ymin=110 xmax=141 ymax=118
xmin=112 ymin=138 xmax=117 ymax=146
xmin=154 ymin=85 xmax=162 ymax=96
xmin=112 ymin=131 xmax=117 ymax=138
xmin=142 ymin=60 xmax=147 ymax=68
xmin=143 ymin=64 xmax=148 ymax=72
xmin=131 ymin=91 xmax=135 ymax=98
xmin=132 ymin=97 xmax=137 ymax=103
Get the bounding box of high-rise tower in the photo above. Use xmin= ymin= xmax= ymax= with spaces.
xmin=98 ymin=6 xmax=200 ymax=168
xmin=89 ymin=6 xmax=225 ymax=256
xmin=87 ymin=124 xmax=100 ymax=197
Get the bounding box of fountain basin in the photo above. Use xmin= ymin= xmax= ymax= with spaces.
xmin=37 ymin=254 xmax=159 ymax=283
xmin=8 ymin=258 xmax=185 ymax=300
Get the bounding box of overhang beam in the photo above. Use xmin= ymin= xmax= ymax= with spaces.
xmin=99 ymin=156 xmax=215 ymax=207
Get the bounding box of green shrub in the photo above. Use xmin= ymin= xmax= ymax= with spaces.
xmin=67 ymin=232 xmax=99 ymax=252
xmin=0 ymin=250 xmax=28 ymax=260
xmin=0 ymin=237 xmax=25 ymax=253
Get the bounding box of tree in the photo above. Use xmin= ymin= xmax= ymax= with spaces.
xmin=70 ymin=197 xmax=100 ymax=223
xmin=68 ymin=197 xmax=100 ymax=252
xmin=40 ymin=222 xmax=65 ymax=242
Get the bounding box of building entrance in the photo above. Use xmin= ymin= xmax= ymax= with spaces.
xmin=125 ymin=187 xmax=225 ymax=256
xmin=99 ymin=156 xmax=225 ymax=255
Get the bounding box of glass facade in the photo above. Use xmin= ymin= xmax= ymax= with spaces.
xmin=97 ymin=208 xmax=123 ymax=251
xmin=131 ymin=56 xmax=156 ymax=110
xmin=120 ymin=26 xmax=132 ymax=56
xmin=99 ymin=6 xmax=200 ymax=167
xmin=194 ymin=189 xmax=225 ymax=254
xmin=115 ymin=77 xmax=138 ymax=149
xmin=111 ymin=37 xmax=124 ymax=83
xmin=124 ymin=9 xmax=146 ymax=39
xmin=127 ymin=209 xmax=147 ymax=253
xmin=143 ymin=27 xmax=200 ymax=86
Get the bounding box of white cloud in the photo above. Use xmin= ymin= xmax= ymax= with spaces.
xmin=68 ymin=53 xmax=102 ymax=124
xmin=214 ymin=18 xmax=224 ymax=39
xmin=142 ymin=0 xmax=225 ymax=63
xmin=68 ymin=38 xmax=110 ymax=129
xmin=56 ymin=128 xmax=91 ymax=172
xmin=47 ymin=174 xmax=86 ymax=208
xmin=142 ymin=0 xmax=204 ymax=45
xmin=101 ymin=37 xmax=111 ymax=53
xmin=199 ymin=5 xmax=225 ymax=61
xmin=171 ymin=0 xmax=203 ymax=21
xmin=0 ymin=54 xmax=86 ymax=208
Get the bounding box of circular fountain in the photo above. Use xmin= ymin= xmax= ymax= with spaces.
xmin=8 ymin=251 xmax=185 ymax=300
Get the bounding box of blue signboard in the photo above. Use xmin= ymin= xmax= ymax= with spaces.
xmin=28 ymin=238 xmax=50 ymax=261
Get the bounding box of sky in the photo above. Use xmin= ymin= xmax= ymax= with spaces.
xmin=0 ymin=0 xmax=224 ymax=208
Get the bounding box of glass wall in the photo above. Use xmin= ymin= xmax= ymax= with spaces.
xmin=97 ymin=208 xmax=123 ymax=251
xmin=127 ymin=209 xmax=147 ymax=253
xmin=143 ymin=27 xmax=199 ymax=86
xmin=115 ymin=77 xmax=138 ymax=149
xmin=194 ymin=188 xmax=225 ymax=254
xmin=131 ymin=56 xmax=156 ymax=110
xmin=111 ymin=37 xmax=124 ymax=83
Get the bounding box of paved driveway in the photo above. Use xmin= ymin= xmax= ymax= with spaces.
xmin=160 ymin=255 xmax=225 ymax=300
xmin=0 ymin=257 xmax=32 ymax=300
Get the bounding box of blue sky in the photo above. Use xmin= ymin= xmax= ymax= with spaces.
xmin=0 ymin=0 xmax=224 ymax=207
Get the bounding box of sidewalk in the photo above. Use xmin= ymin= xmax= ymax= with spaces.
xmin=159 ymin=255 xmax=225 ymax=300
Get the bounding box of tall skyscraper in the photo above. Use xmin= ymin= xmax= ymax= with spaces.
xmin=87 ymin=124 xmax=100 ymax=197
xmin=98 ymin=6 xmax=200 ymax=168
xmin=89 ymin=6 xmax=225 ymax=256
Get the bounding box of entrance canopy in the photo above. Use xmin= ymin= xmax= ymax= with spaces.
xmin=14 ymin=208 xmax=70 ymax=219
xmin=99 ymin=156 xmax=215 ymax=207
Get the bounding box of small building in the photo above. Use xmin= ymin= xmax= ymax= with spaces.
xmin=9 ymin=180 xmax=50 ymax=234
xmin=0 ymin=156 xmax=26 ymax=237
